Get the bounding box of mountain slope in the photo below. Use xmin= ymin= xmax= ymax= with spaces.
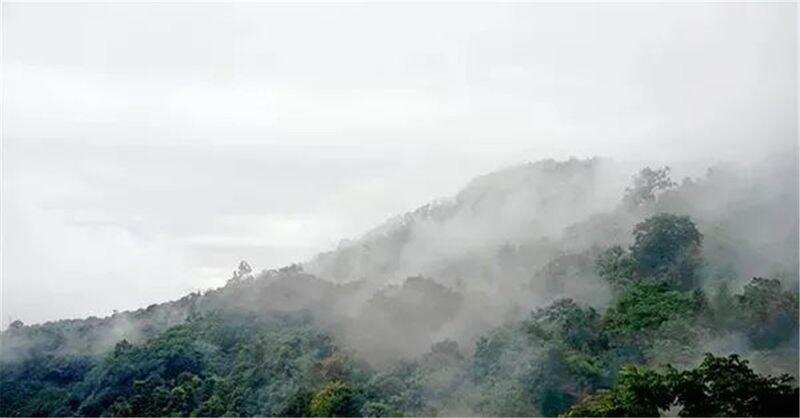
xmin=1 ymin=156 xmax=798 ymax=417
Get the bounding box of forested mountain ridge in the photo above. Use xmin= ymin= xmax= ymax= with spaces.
xmin=307 ymin=158 xmax=625 ymax=286
xmin=1 ymin=156 xmax=798 ymax=417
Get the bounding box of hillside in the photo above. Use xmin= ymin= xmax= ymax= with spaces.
xmin=1 ymin=156 xmax=798 ymax=417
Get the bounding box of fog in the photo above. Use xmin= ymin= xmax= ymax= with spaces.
xmin=2 ymin=2 xmax=796 ymax=327
xmin=1 ymin=6 xmax=798 ymax=416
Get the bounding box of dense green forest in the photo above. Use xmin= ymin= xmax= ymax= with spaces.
xmin=1 ymin=158 xmax=798 ymax=416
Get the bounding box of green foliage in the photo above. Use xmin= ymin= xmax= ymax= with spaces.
xmin=735 ymin=277 xmax=799 ymax=349
xmin=566 ymin=354 xmax=800 ymax=417
xmin=643 ymin=317 xmax=703 ymax=369
xmin=603 ymin=282 xmax=703 ymax=339
xmin=596 ymin=213 xmax=703 ymax=291
xmin=561 ymin=390 xmax=618 ymax=417
xmin=0 ymin=354 xmax=96 ymax=417
xmin=360 ymin=401 xmax=400 ymax=417
xmin=469 ymin=299 xmax=618 ymax=416
xmin=667 ymin=354 xmax=799 ymax=417
xmin=564 ymin=365 xmax=671 ymax=417
xmin=1 ymin=205 xmax=797 ymax=417
xmin=526 ymin=299 xmax=607 ymax=355
xmin=470 ymin=323 xmax=556 ymax=416
xmin=1 ymin=311 xmax=377 ymax=417
xmin=706 ymin=282 xmax=738 ymax=329
xmin=308 ymin=381 xmax=363 ymax=417
xmin=3 ymin=275 xmax=797 ymax=418
xmin=703 ymin=277 xmax=799 ymax=350
xmin=596 ymin=246 xmax=636 ymax=290
xmin=361 ymin=340 xmax=468 ymax=416
xmin=630 ymin=213 xmax=703 ymax=289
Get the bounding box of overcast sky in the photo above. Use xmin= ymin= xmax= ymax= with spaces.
xmin=2 ymin=3 xmax=797 ymax=325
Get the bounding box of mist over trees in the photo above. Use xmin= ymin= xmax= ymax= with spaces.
xmin=1 ymin=156 xmax=798 ymax=417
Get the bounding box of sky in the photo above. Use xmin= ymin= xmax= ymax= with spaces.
xmin=1 ymin=3 xmax=797 ymax=325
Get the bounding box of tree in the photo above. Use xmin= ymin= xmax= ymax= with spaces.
xmin=281 ymin=389 xmax=313 ymax=417
xmin=623 ymin=167 xmax=676 ymax=209
xmin=706 ymin=282 xmax=738 ymax=329
xmin=227 ymin=260 xmax=253 ymax=286
xmin=603 ymin=282 xmax=703 ymax=339
xmin=667 ymin=354 xmax=799 ymax=417
xmin=564 ymin=365 xmax=672 ymax=417
xmin=361 ymin=401 xmax=398 ymax=417
xmin=596 ymin=246 xmax=636 ymax=290
xmin=526 ymin=298 xmax=607 ymax=355
xmin=735 ymin=277 xmax=799 ymax=349
xmin=308 ymin=381 xmax=363 ymax=417
xmin=566 ymin=354 xmax=800 ymax=417
xmin=630 ymin=213 xmax=703 ymax=289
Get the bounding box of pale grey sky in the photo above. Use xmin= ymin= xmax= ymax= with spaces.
xmin=1 ymin=3 xmax=797 ymax=325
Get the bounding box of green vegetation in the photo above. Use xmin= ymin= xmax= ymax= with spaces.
xmin=603 ymin=282 xmax=703 ymax=338
xmin=1 ymin=161 xmax=798 ymax=416
xmin=565 ymin=354 xmax=799 ymax=417
xmin=563 ymin=365 xmax=672 ymax=417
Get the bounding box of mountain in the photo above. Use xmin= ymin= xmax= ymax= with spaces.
xmin=1 ymin=156 xmax=798 ymax=417
xmin=307 ymin=158 xmax=631 ymax=282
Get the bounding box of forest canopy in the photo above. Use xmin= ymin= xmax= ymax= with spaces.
xmin=1 ymin=157 xmax=798 ymax=417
